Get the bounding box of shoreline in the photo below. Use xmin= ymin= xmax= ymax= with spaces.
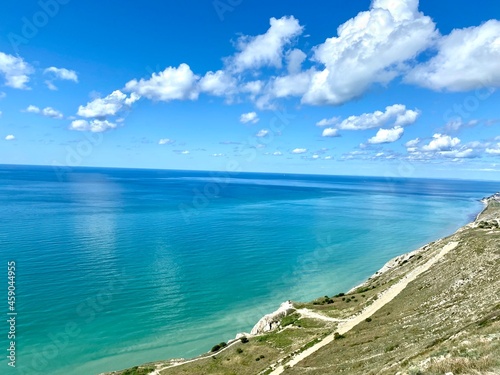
xmin=104 ymin=193 xmax=499 ymax=375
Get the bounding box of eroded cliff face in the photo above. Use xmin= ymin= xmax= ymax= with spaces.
xmin=250 ymin=301 xmax=296 ymax=335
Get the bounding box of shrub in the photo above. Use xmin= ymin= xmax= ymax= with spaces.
xmin=236 ymin=348 xmax=243 ymax=354
xmin=334 ymin=293 xmax=345 ymax=298
xmin=240 ymin=336 xmax=249 ymax=344
xmin=365 ymin=317 xmax=372 ymax=322
xmin=334 ymin=332 xmax=346 ymax=340
xmin=211 ymin=344 xmax=221 ymax=352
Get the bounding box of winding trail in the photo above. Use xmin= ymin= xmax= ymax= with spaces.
xmin=267 ymin=241 xmax=459 ymax=375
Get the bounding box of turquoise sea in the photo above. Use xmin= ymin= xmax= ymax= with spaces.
xmin=0 ymin=165 xmax=497 ymax=375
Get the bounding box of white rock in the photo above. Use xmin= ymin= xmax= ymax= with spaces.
xmin=250 ymin=301 xmax=295 ymax=335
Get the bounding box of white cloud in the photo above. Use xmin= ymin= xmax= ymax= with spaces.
xmin=0 ymin=52 xmax=34 ymax=89
xmin=368 ymin=126 xmax=404 ymax=144
xmin=291 ymin=148 xmax=307 ymax=154
xmin=5 ymin=134 xmax=15 ymax=141
xmin=241 ymin=81 xmax=264 ymax=96
xmin=270 ymin=70 xmax=314 ymax=99
xmin=486 ymin=144 xmax=500 ymax=155
xmin=256 ymin=129 xmax=269 ymax=137
xmin=324 ymin=155 xmax=333 ymax=160
xmin=229 ymin=16 xmax=303 ymax=73
xmin=211 ymin=153 xmax=225 ymax=157
xmin=337 ymin=104 xmax=420 ymax=130
xmin=158 ymin=138 xmax=174 ymax=145
xmin=181 ymin=150 xmax=190 ymax=154
xmin=240 ymin=111 xmax=259 ymax=124
xmin=199 ymin=70 xmax=238 ymax=97
xmin=77 ymin=90 xmax=139 ymax=118
xmin=286 ymin=49 xmax=307 ymax=75
xmin=301 ymin=0 xmax=437 ymax=105
xmin=42 ymin=107 xmax=63 ymax=119
xmin=422 ymin=133 xmax=461 ymax=151
xmin=443 ymin=119 xmax=479 ymax=133
xmin=439 ymin=148 xmax=478 ymax=159
xmin=70 ymin=119 xmax=116 ymax=132
xmin=125 ymin=63 xmax=199 ymax=102
xmin=24 ymin=105 xmax=64 ymax=119
xmin=273 ymin=151 xmax=283 ymax=156
xmin=44 ymin=67 xmax=78 ymax=82
xmin=405 ymin=138 xmax=420 ymax=148
xmin=406 ymin=20 xmax=500 ymax=91
xmin=316 ymin=116 xmax=340 ymax=127
xmin=322 ymin=128 xmax=340 ymax=137
xmin=26 ymin=105 xmax=40 ymax=113
xmin=44 ymin=67 xmax=78 ymax=90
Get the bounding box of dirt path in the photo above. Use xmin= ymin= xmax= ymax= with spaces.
xmin=267 ymin=241 xmax=459 ymax=375
xmin=295 ymin=308 xmax=346 ymax=323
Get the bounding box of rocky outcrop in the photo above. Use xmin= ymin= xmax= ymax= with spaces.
xmin=250 ymin=301 xmax=295 ymax=335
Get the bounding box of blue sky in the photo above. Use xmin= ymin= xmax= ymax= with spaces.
xmin=0 ymin=0 xmax=499 ymax=180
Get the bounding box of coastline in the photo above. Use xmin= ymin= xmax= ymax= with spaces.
xmin=103 ymin=193 xmax=500 ymax=375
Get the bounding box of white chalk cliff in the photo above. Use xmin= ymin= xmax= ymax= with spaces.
xmin=250 ymin=301 xmax=295 ymax=335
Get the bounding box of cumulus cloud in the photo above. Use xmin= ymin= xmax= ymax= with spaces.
xmin=158 ymin=138 xmax=174 ymax=145
xmin=44 ymin=67 xmax=78 ymax=90
xmin=322 ymin=128 xmax=340 ymax=137
xmin=77 ymin=90 xmax=139 ymax=118
xmin=0 ymin=52 xmax=34 ymax=89
xmin=229 ymin=16 xmax=303 ymax=73
xmin=337 ymin=104 xmax=420 ymax=130
xmin=199 ymin=70 xmax=238 ymax=97
xmin=286 ymin=49 xmax=307 ymax=75
xmin=125 ymin=63 xmax=199 ymax=102
xmin=368 ymin=126 xmax=404 ymax=144
xmin=291 ymin=148 xmax=307 ymax=154
xmin=70 ymin=119 xmax=116 ymax=132
xmin=486 ymin=144 xmax=500 ymax=155
xmin=421 ymin=134 xmax=461 ymax=151
xmin=256 ymin=129 xmax=269 ymax=137
xmin=24 ymin=105 xmax=64 ymax=119
xmin=405 ymin=138 xmax=421 ymax=148
xmin=301 ymin=0 xmax=437 ymax=105
xmin=406 ymin=20 xmax=500 ymax=91
xmin=5 ymin=135 xmax=15 ymax=141
xmin=240 ymin=111 xmax=259 ymax=124
xmin=316 ymin=116 xmax=340 ymax=127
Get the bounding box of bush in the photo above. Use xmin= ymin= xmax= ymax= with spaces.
xmin=365 ymin=317 xmax=372 ymax=322
xmin=236 ymin=348 xmax=243 ymax=354
xmin=334 ymin=292 xmax=345 ymax=298
xmin=334 ymin=332 xmax=346 ymax=340
xmin=240 ymin=336 xmax=249 ymax=344
xmin=211 ymin=342 xmax=226 ymax=352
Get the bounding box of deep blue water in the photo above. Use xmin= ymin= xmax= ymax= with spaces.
xmin=0 ymin=165 xmax=497 ymax=375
